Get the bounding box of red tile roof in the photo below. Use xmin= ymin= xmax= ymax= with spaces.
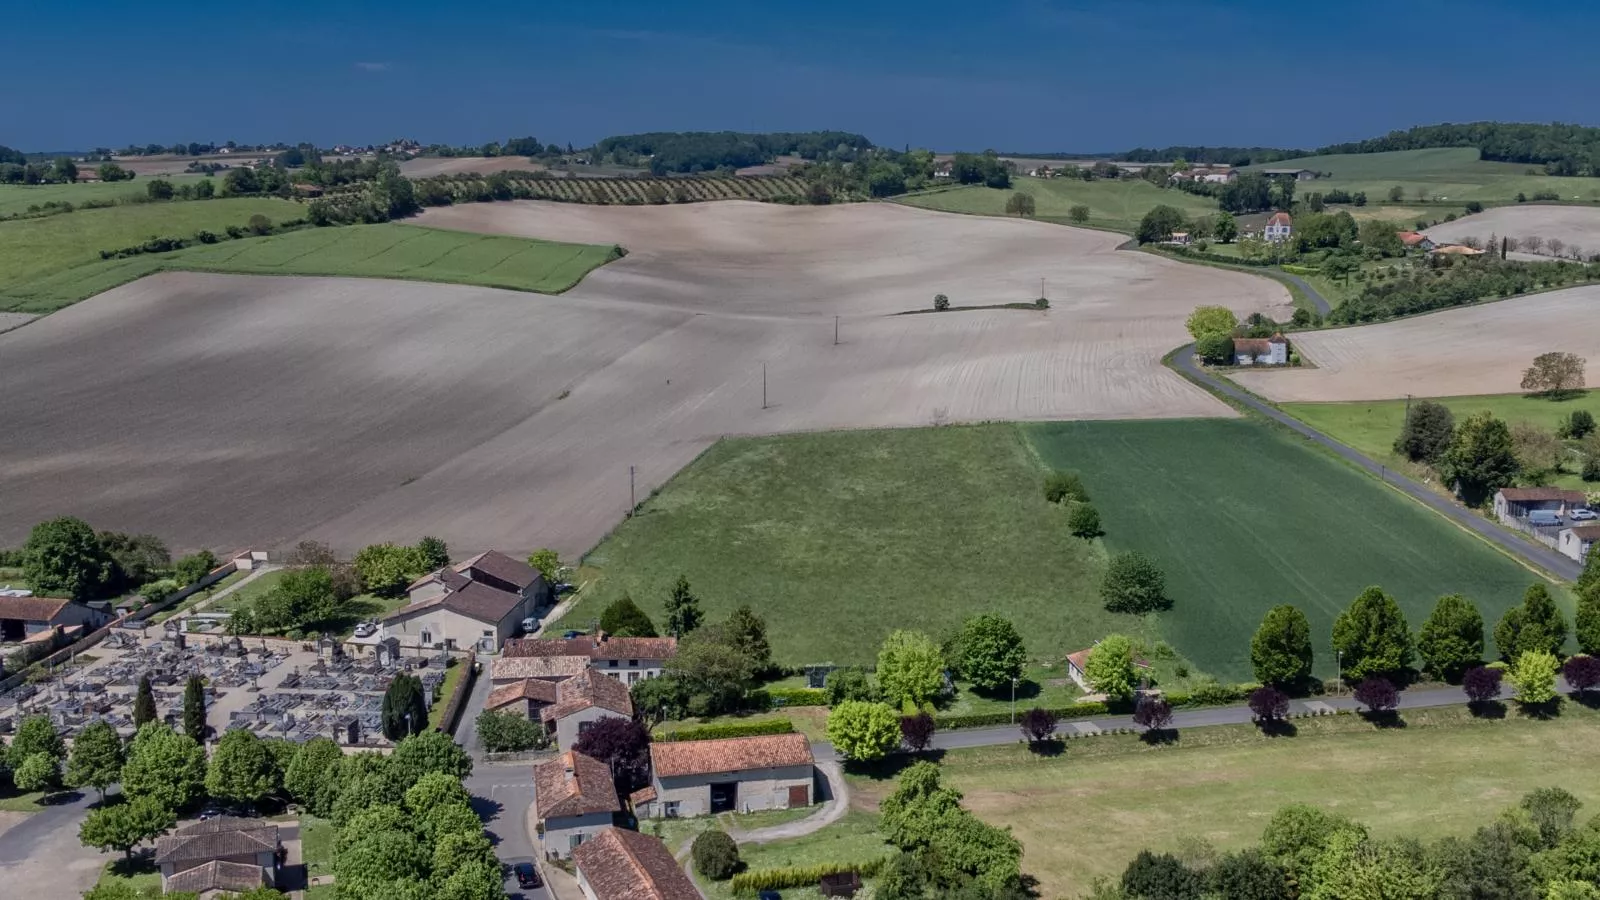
xmin=504 ymin=634 xmax=678 ymax=662
xmin=650 ymin=733 xmax=814 ymax=778
xmin=493 ymin=655 xmax=592 ymax=681
xmin=459 ymin=550 xmax=540 ymax=592
xmin=164 ymin=860 xmax=266 ymax=894
xmin=0 ymin=596 xmax=72 ymax=623
xmin=485 ymin=678 xmax=559 ymax=710
xmin=1266 ymin=212 xmax=1292 ymax=227
xmin=1566 ymin=524 xmax=1600 ymax=541
xmin=535 ymin=751 xmax=622 ymax=819
xmin=154 ymin=818 xmax=277 ymax=864
xmin=1398 ymin=230 xmax=1429 ymax=246
xmin=1498 ymin=488 xmax=1588 ymax=503
xmin=572 ymin=827 xmax=701 ymax=900
xmin=542 ymin=671 xmax=634 ymax=722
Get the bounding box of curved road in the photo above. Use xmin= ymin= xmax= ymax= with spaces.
xmin=1269 ymin=270 xmax=1331 ymax=316
xmin=1171 ymin=346 xmax=1581 ymax=581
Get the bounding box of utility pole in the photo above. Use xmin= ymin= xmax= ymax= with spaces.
xmin=1010 ymin=677 xmax=1018 ymax=725
xmin=628 ymin=465 xmax=636 ymax=515
xmin=834 ymin=316 xmax=839 ymax=346
xmin=1040 ymin=277 xmax=1046 ymax=301
xmin=762 ymin=363 xmax=768 ymax=410
xmin=1404 ymin=393 xmax=1413 ymax=418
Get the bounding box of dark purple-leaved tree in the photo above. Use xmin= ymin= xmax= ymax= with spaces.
xmin=1463 ymin=665 xmax=1504 ymax=706
xmin=900 ymin=713 xmax=936 ymax=753
xmin=1248 ymin=686 xmax=1289 ymax=723
xmin=1019 ymin=707 xmax=1058 ymax=744
xmin=573 ymin=717 xmax=652 ymax=795
xmin=1353 ymin=677 xmax=1399 ymax=716
xmin=1132 ymin=696 xmax=1173 ymax=737
xmin=1562 ymin=655 xmax=1600 ymax=696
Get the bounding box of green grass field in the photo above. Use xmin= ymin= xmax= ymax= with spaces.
xmin=553 ymin=420 xmax=1538 ymax=681
xmin=883 ymin=703 xmax=1600 ymax=896
xmin=300 ymin=814 xmax=335 ymax=877
xmin=1023 ymin=419 xmax=1539 ymax=678
xmin=0 ymin=176 xmax=206 ymax=216
xmin=1243 ymin=148 xmax=1600 ymax=205
xmin=1282 ymin=391 xmax=1600 ymax=491
xmin=0 ymin=197 xmax=302 ymax=312
xmin=896 ymin=176 xmax=1218 ymax=233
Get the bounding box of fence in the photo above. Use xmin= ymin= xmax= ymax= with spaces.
xmin=1501 ymin=515 xmax=1563 ymax=552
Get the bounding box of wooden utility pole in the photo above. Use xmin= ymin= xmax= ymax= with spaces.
xmin=629 ymin=465 xmax=635 ymax=515
xmin=834 ymin=316 xmax=839 ymax=346
xmin=762 ymin=363 xmax=768 ymax=409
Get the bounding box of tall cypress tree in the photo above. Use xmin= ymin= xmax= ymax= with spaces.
xmin=133 ymin=674 xmax=157 ymax=729
xmin=663 ymin=575 xmax=703 ymax=638
xmin=381 ymin=674 xmax=427 ymax=741
xmin=182 ymin=676 xmax=208 ymax=743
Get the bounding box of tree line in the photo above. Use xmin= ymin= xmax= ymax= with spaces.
xmin=593 ymin=130 xmax=873 ymax=175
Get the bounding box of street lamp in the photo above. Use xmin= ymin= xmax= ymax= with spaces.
xmin=1010 ymin=677 xmax=1019 ymax=725
xmin=1335 ymin=650 xmax=1342 ymax=697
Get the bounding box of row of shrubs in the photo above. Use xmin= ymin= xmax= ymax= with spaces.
xmin=652 ymin=718 xmax=795 ymax=742
xmin=728 ymin=856 xmax=889 ymax=893
xmin=1280 ymin=263 xmax=1321 ymax=276
xmin=98 ymin=216 xmax=307 ymax=260
xmin=751 ymin=687 xmax=829 ymax=708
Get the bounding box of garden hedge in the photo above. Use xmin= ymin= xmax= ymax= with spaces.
xmin=653 ymin=718 xmax=795 ymax=743
xmin=730 ymin=856 xmax=889 ymax=894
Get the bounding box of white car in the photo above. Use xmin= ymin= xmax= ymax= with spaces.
xmin=353 ymin=622 xmax=377 ymax=638
xmin=1572 ymin=509 xmax=1599 ymax=521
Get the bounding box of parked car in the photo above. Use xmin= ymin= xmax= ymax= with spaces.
xmin=520 ymin=617 xmax=539 ymax=634
xmin=1529 ymin=510 xmax=1563 ymax=527
xmin=1572 ymin=509 xmax=1599 ymax=521
xmin=514 ymin=863 xmax=542 ymax=889
xmin=353 ymin=622 xmax=377 ymax=638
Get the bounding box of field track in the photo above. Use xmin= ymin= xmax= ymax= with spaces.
xmin=1 ymin=202 xmax=1288 ymax=556
xmin=1231 ymin=285 xmax=1600 ymax=402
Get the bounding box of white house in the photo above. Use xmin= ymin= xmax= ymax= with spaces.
xmin=501 ymin=633 xmax=678 ymax=685
xmin=534 ymin=751 xmax=621 ymax=858
xmin=1560 ymin=525 xmax=1600 ymax=563
xmin=374 ymin=550 xmax=546 ymax=654
xmin=1263 ymin=211 xmax=1293 ymax=243
xmin=1233 ymin=334 xmax=1290 ymax=366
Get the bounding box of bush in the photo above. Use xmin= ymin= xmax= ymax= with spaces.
xmin=762 ymin=687 xmax=828 ymax=708
xmin=1043 ymin=471 xmax=1089 ymax=504
xmin=652 ymin=719 xmax=793 ymax=743
xmin=1020 ymin=706 xmax=1059 ymax=742
xmin=1353 ymin=677 xmax=1398 ymax=715
xmin=1101 ymin=551 xmax=1168 ymax=613
xmin=1249 ymin=686 xmax=1289 ymax=721
xmin=1463 ymin=665 xmax=1504 ymax=705
xmin=692 ymin=829 xmax=741 ymax=880
xmin=933 ymin=293 xmax=949 ymax=311
xmin=476 ymin=709 xmax=549 ymax=753
xmin=729 ymin=858 xmax=888 ymax=893
xmin=1067 ymin=502 xmax=1102 ymax=538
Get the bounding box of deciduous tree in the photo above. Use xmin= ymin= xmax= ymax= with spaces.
xmin=1494 ymin=583 xmax=1567 ymax=661
xmin=353 ymin=543 xmax=430 ymax=598
xmin=1004 ymin=192 xmax=1036 ymax=217
xmin=1353 ymin=677 xmax=1398 ymax=716
xmin=1463 ymin=665 xmax=1504 ymax=705
xmin=78 ymin=797 xmax=175 ymax=859
xmin=1185 ymin=305 xmax=1239 ymax=340
xmin=1577 ymin=588 xmax=1600 ymax=657
xmin=65 ymin=720 xmax=124 ymax=802
xmin=692 ymin=829 xmax=741 ymax=880
xmin=172 ymin=550 xmax=218 ymax=586
xmin=1019 ymin=706 xmax=1059 ymax=743
xmin=475 ymin=709 xmax=546 ymax=753
xmin=284 ymin=737 xmax=342 ymax=808
xmin=122 ymin=722 xmax=206 ymax=811
xmin=1137 ymin=204 xmax=1189 ymax=244
xmin=1440 ymin=412 xmax=1518 ymax=506
xmin=1068 ymin=502 xmax=1103 ymax=538
xmin=1121 ymin=850 xmax=1205 ymax=900
xmin=1248 ymin=686 xmax=1290 ymax=723
xmin=13 ymin=752 xmax=60 ymax=792
xmin=1521 ymin=352 xmax=1587 ymax=398
xmin=526 ymin=548 xmax=561 ymax=583
xmin=900 ymin=712 xmax=936 ymax=752
xmin=952 ymin=614 xmax=1026 ymax=691
xmin=1133 ymin=696 xmax=1174 ymax=737
xmin=1085 ymin=634 xmax=1138 ymax=699
xmin=416 ymin=536 xmax=449 ymax=571
xmin=389 ymin=730 xmax=472 ymax=786
xmin=1069 ymin=204 xmax=1092 ymax=224
xmin=877 ymin=630 xmax=945 ymax=710
xmin=1250 ymin=604 xmax=1313 ymax=687
xmin=1416 ymin=594 xmax=1484 ymax=681
xmin=206 ymin=728 xmax=279 ymax=805
xmin=825 ymin=700 xmax=901 ymax=761
xmin=1509 ymin=649 xmax=1560 ymax=707
xmin=22 ymin=516 xmax=116 ymax=601
xmin=1393 ymin=400 xmax=1455 ymax=463
xmin=573 ymin=716 xmax=651 ymax=793
xmin=1195 ymin=333 xmax=1234 ymax=366
xmin=1101 ymin=551 xmax=1168 ymax=613
xmin=1331 ymin=586 xmax=1413 ymax=679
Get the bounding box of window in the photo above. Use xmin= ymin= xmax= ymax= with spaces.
xmin=578 ymin=720 xmax=593 ymax=735
xmin=420 ymin=630 xmax=432 ymax=646
xmin=628 ymin=659 xmax=638 ymax=667
xmin=608 ymin=659 xmax=618 ymax=667
xmin=570 ymin=833 xmax=586 ymax=850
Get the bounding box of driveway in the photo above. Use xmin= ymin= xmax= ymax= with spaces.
xmin=0 ymin=791 xmax=109 ymax=900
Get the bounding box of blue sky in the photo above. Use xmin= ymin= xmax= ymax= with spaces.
xmin=4 ymin=0 xmax=1599 ymax=153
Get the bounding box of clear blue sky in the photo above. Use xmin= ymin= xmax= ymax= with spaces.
xmin=5 ymin=0 xmax=1598 ymax=153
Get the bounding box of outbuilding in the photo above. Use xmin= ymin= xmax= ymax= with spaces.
xmin=638 ymin=733 xmax=815 ymax=818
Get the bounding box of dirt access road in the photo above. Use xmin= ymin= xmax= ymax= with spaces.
xmin=1 ymin=201 xmax=1287 ymax=556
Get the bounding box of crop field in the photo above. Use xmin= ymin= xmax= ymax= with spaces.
xmin=1021 ymin=419 xmax=1537 ymax=678
xmin=418 ymin=173 xmax=812 ymax=204
xmin=0 ymin=197 xmax=303 ymax=313
xmin=549 ymin=418 xmax=1535 ymax=676
xmin=895 ymin=176 xmax=1219 ymax=233
xmin=1242 ymin=148 xmax=1598 ymax=204
xmin=397 ymin=156 xmax=547 ymax=177
xmin=1425 ymin=204 xmax=1600 ymax=256
xmin=893 ymin=704 xmax=1600 ymax=896
xmin=2 ymin=201 xmax=1288 ymax=562
xmin=1231 ymin=285 xmax=1600 ymax=401
xmin=0 ymin=176 xmax=207 ymax=216
xmin=1281 ymin=390 xmax=1600 ymax=491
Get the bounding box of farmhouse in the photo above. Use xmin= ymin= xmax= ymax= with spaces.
xmin=502 ymin=632 xmax=678 ymax=684
xmin=933 ymin=162 xmax=954 ymax=179
xmin=533 ymin=750 xmax=622 ymax=858
xmin=1264 ymin=212 xmax=1293 ymax=243
xmin=0 ymin=596 xmax=113 ymax=644
xmin=154 ymin=817 xmax=281 ymax=896
xmin=1398 ymin=231 xmax=1436 ymax=251
xmin=541 ymin=670 xmax=634 ymax=749
xmin=1199 ymin=168 xmax=1237 ymax=184
xmin=636 ymin=733 xmax=815 ymax=818
xmin=1066 ymin=648 xmax=1093 ymax=691
xmin=491 ymin=654 xmax=592 ymax=684
xmin=1167 ymin=232 xmax=1192 ymax=246
xmin=1560 ymin=524 xmax=1600 ymax=563
xmin=1493 ymin=488 xmax=1588 ymax=526
xmin=572 ymin=827 xmax=700 ymax=900
xmin=376 ymin=550 xmax=546 ymax=654
xmin=1234 ymin=334 xmax=1289 ymax=366
xmin=1261 ymin=168 xmax=1317 ymax=181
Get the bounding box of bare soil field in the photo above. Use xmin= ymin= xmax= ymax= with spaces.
xmin=1426 ymin=204 xmax=1600 ymax=254
xmin=2 ymin=202 xmax=1287 ymax=556
xmin=1231 ymin=285 xmax=1600 ymax=401
xmin=398 ymin=156 xmax=546 ymax=177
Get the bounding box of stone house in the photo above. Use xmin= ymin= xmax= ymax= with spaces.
xmin=501 ymin=632 xmax=679 ymax=685
xmin=154 ymin=817 xmax=280 ymax=895
xmin=1263 ymin=211 xmax=1293 ymax=243
xmin=377 ymin=551 xmax=546 ymax=654
xmin=534 ymin=750 xmax=622 ymax=858
xmin=483 ymin=677 xmax=560 ymax=719
xmin=635 ymin=733 xmax=815 ymax=818
xmin=572 ymin=827 xmax=700 ymax=900
xmin=541 ymin=670 xmax=634 ymax=749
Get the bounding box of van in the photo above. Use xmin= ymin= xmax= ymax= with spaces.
xmin=1528 ymin=510 xmax=1562 ymax=527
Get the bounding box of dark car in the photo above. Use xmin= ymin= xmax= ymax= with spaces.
xmin=514 ymin=863 xmax=542 ymax=889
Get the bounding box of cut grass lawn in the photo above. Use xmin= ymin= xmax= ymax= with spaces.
xmin=94 ymin=857 xmax=162 ymax=894
xmin=0 ymin=176 xmax=206 ymax=216
xmin=300 ymin=813 xmax=335 ymax=877
xmin=693 ymin=811 xmax=893 ymax=900
xmin=896 ymin=176 xmax=1218 ymax=234
xmin=1023 ymin=419 xmax=1541 ymax=679
xmin=865 ymin=702 xmax=1600 ymax=897
xmin=203 ymin=568 xmax=411 ymax=639
xmin=1242 ymin=147 xmax=1600 ymax=205
xmin=1282 ymin=390 xmax=1600 ymax=492
xmin=0 ymin=790 xmax=49 ymax=812
xmin=557 ymin=420 xmax=1541 ymax=681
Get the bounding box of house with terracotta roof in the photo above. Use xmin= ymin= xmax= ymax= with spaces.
xmin=484 ymin=677 xmax=560 ymax=718
xmin=503 ymin=632 xmax=679 ymax=685
xmin=542 ymin=670 xmax=634 ymax=749
xmin=1493 ymin=487 xmax=1589 ymax=526
xmin=0 ymin=595 xmax=113 ymax=644
xmin=1397 ymin=231 xmax=1436 ymax=251
xmin=1263 ymin=211 xmax=1293 ymax=243
xmin=534 ymin=751 xmax=622 ymax=858
xmin=1233 ymin=333 xmax=1289 ymax=366
xmin=375 ymin=550 xmax=547 ymax=654
xmin=572 ymin=827 xmax=701 ymax=900
xmin=637 ymin=733 xmax=814 ymax=818
xmin=154 ymin=817 xmax=280 ymax=896
xmin=1559 ymin=524 xmax=1600 ymax=563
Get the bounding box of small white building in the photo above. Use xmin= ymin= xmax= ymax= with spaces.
xmin=534 ymin=751 xmax=621 ymax=858
xmin=1560 ymin=525 xmax=1600 ymax=563
xmin=1233 ymin=334 xmax=1290 ymax=366
xmin=636 ymin=733 xmax=815 ymax=818
xmin=1263 ymin=211 xmax=1293 ymax=243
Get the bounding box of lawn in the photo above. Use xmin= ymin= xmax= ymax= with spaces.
xmin=300 ymin=814 xmax=335 ymax=877
xmin=896 ymin=176 xmax=1218 ymax=233
xmin=204 ymin=568 xmax=412 ymax=639
xmin=872 ymin=703 xmax=1600 ymax=897
xmin=1241 ymin=148 xmax=1600 ymax=206
xmin=656 ymin=707 xmax=832 ymax=742
xmin=695 ymin=812 xmax=894 ymax=900
xmin=0 ymin=790 xmax=49 ymax=812
xmin=1022 ymin=419 xmax=1541 ymax=679
xmin=1282 ymin=390 xmax=1600 ymax=491
xmin=0 ymin=176 xmax=206 ymax=216
xmin=550 ymin=425 xmax=1126 ymax=668
xmin=94 ymin=856 xmax=162 ymax=894
xmin=0 ymin=197 xmax=303 ymax=312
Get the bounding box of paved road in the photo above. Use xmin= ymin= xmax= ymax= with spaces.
xmin=1171 ymin=346 xmax=1582 ymax=582
xmin=453 ymin=658 xmax=492 ymax=754
xmin=0 ymin=789 xmax=109 ymax=900
xmin=1267 ymin=269 xmax=1331 ymax=315
xmin=465 ymin=763 xmax=548 ymax=900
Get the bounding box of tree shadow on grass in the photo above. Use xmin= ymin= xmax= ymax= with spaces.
xmin=1026 ymin=738 xmax=1065 ymax=757
xmin=1256 ymin=720 xmax=1298 ymax=738
xmin=1139 ymin=728 xmax=1179 ymax=746
xmin=1468 ymin=700 xmax=1507 ymax=720
xmin=1516 ymin=699 xmax=1563 ymax=721
xmin=105 ymin=853 xmax=158 ymax=880
xmin=1361 ymin=711 xmax=1406 ymax=729
xmin=965 ymin=680 xmax=1042 ymax=704
xmin=845 ymin=750 xmax=947 ymax=781
xmin=1570 ymin=691 xmax=1600 ymax=710
xmin=40 ymin=789 xmax=84 ymax=806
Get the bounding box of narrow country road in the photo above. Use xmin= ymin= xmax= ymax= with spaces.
xmin=1171 ymin=346 xmax=1582 ymax=582
xmin=1268 ymin=269 xmax=1331 ymax=316
xmin=0 ymin=789 xmax=108 ymax=900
